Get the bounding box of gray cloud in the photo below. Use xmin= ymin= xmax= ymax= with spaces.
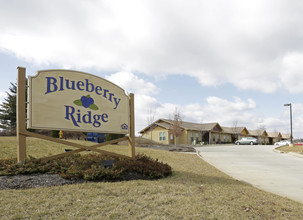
xmin=1 ymin=0 xmax=303 ymax=93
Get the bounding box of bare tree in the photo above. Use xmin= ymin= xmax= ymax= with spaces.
xmin=146 ymin=105 xmax=156 ymax=126
xmin=231 ymin=120 xmax=240 ymax=142
xmin=169 ymin=107 xmax=183 ymax=147
xmin=257 ymin=125 xmax=266 ymax=144
xmin=146 ymin=105 xmax=156 ymax=144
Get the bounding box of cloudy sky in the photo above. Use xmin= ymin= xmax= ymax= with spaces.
xmin=1 ymin=0 xmax=303 ymax=137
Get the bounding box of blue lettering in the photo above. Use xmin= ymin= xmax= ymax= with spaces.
xmin=93 ymin=115 xmax=101 ymax=127
xmin=45 ymin=77 xmax=58 ymax=94
xmin=95 ymin=86 xmax=102 ymax=95
xmin=108 ymin=93 xmax=114 ymax=102
xmin=66 ymin=79 xmax=75 ymax=90
xmin=64 ymin=105 xmax=79 ymax=127
xmin=113 ymin=97 xmax=121 ymax=110
xmin=85 ymin=79 xmax=94 ymax=92
xmin=65 ymin=106 xmax=109 ymax=128
xmin=45 ymin=76 xmax=122 ymax=110
xmin=77 ymin=81 xmax=84 ymax=91
xmin=103 ymin=89 xmax=109 ymax=98
xmin=59 ymin=76 xmax=64 ymax=91
xmin=102 ymin=113 xmax=108 ymax=122
xmin=82 ymin=111 xmax=92 ymax=124
xmin=77 ymin=109 xmax=81 ymax=123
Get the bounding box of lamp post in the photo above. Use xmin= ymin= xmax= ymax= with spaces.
xmin=284 ymin=103 xmax=293 ymax=143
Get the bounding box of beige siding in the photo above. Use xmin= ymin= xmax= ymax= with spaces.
xmin=142 ymin=126 xmax=169 ymax=144
xmin=219 ymin=133 xmax=231 ymax=143
xmin=241 ymin=130 xmax=249 ymax=135
xmin=179 ymin=130 xmax=188 ymax=145
xmin=182 ymin=130 xmax=204 ymax=145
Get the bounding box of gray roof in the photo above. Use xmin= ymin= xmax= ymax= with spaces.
xmin=248 ymin=130 xmax=268 ymax=137
xmin=222 ymin=126 xmax=247 ymax=134
xmin=160 ymin=119 xmax=221 ymax=131
xmin=139 ymin=118 xmax=221 ymax=133
xmin=267 ymin=132 xmax=281 ymax=138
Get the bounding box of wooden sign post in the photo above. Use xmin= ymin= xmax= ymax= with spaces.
xmin=17 ymin=67 xmax=27 ymax=162
xmin=17 ymin=67 xmax=135 ymax=162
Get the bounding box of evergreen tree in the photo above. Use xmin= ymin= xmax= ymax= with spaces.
xmin=0 ymin=83 xmax=17 ymax=130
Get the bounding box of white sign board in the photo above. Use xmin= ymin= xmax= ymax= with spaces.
xmin=28 ymin=70 xmax=130 ymax=134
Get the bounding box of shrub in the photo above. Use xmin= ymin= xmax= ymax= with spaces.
xmin=0 ymin=154 xmax=172 ymax=182
xmin=82 ymin=166 xmax=123 ymax=181
xmin=115 ymin=154 xmax=172 ymax=179
xmin=0 ymin=158 xmax=17 ymax=173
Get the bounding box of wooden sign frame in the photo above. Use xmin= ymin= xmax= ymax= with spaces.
xmin=17 ymin=67 xmax=135 ymax=162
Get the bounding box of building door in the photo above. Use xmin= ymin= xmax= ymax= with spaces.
xmin=202 ymin=132 xmax=209 ymax=144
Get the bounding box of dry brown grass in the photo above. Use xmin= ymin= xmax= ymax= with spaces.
xmin=277 ymin=145 xmax=303 ymax=155
xmin=1 ymin=136 xmax=303 ymax=219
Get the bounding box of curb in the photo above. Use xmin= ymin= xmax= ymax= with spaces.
xmin=273 ymin=148 xmax=303 ymax=158
xmin=288 ymin=152 xmax=303 ymax=158
xmin=196 ymin=150 xmax=203 ymax=159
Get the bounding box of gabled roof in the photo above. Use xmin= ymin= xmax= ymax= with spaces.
xmin=248 ymin=130 xmax=268 ymax=137
xmin=139 ymin=118 xmax=222 ymax=134
xmin=138 ymin=119 xmax=171 ymax=134
xmin=267 ymin=132 xmax=282 ymax=138
xmin=154 ymin=121 xmax=171 ymax=130
xmin=162 ymin=119 xmax=222 ymax=132
xmin=222 ymin=126 xmax=248 ymax=134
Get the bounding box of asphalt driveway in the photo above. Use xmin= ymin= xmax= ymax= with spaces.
xmin=195 ymin=145 xmax=303 ymax=204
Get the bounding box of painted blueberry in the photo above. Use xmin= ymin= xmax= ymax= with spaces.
xmin=81 ymin=96 xmax=90 ymax=108
xmin=81 ymin=96 xmax=87 ymax=103
xmin=88 ymin=97 xmax=94 ymax=105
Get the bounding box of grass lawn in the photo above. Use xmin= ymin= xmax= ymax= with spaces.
xmin=1 ymin=136 xmax=303 ymax=219
xmin=277 ymin=145 xmax=303 ymax=155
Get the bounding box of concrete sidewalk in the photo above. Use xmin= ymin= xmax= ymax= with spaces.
xmin=195 ymin=145 xmax=303 ymax=204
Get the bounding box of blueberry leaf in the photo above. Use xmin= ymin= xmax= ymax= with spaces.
xmin=74 ymin=99 xmax=83 ymax=106
xmin=89 ymin=104 xmax=99 ymax=110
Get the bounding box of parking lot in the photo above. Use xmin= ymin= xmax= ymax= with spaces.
xmin=195 ymin=145 xmax=303 ymax=204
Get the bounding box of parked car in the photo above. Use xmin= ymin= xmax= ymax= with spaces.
xmin=235 ymin=137 xmax=259 ymax=145
xmin=274 ymin=140 xmax=290 ymax=147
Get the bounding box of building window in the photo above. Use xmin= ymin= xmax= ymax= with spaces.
xmin=159 ymin=132 xmax=166 ymax=141
xmin=223 ymin=135 xmax=226 ymax=142
xmin=227 ymin=135 xmax=230 ymax=142
xmin=213 ymin=134 xmax=216 ymax=143
xmin=190 ymin=132 xmax=194 ymax=143
xmin=196 ymin=133 xmax=199 ymax=142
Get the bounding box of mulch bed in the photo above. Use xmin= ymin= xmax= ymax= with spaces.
xmin=0 ymin=145 xmax=186 ymax=190
xmin=0 ymin=174 xmax=86 ymax=190
xmin=0 ymin=172 xmax=148 ymax=190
